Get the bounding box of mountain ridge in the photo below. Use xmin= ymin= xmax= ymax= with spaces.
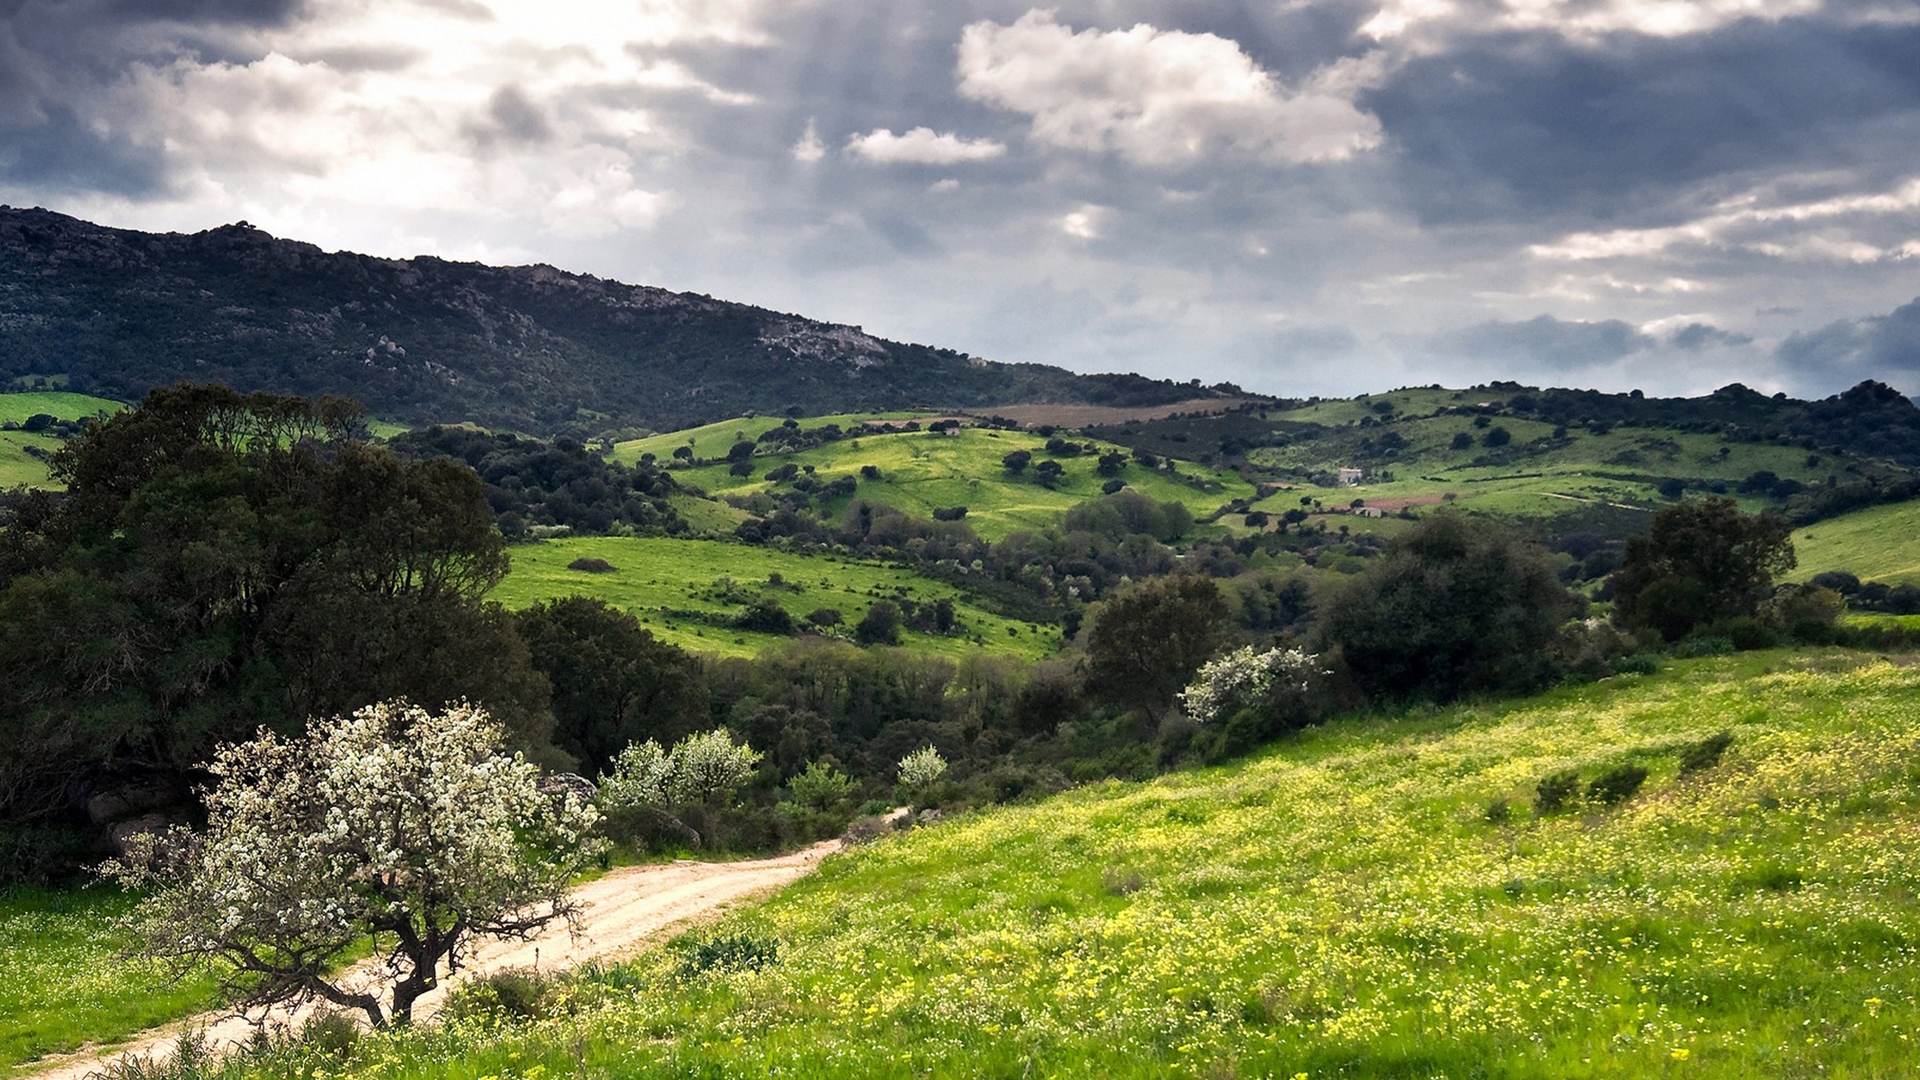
xmin=0 ymin=207 xmax=1244 ymax=436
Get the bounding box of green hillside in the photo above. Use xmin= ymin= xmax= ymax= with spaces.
xmin=189 ymin=650 xmax=1920 ymax=1078
xmin=645 ymin=424 xmax=1254 ymax=541
xmin=493 ymin=536 xmax=1060 ymax=660
xmin=1790 ymin=501 xmax=1920 ymax=585
xmin=0 ymin=390 xmax=123 ymax=488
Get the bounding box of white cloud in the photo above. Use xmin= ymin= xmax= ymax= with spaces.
xmin=956 ymin=11 xmax=1382 ymax=167
xmin=1362 ymin=0 xmax=1823 ymax=43
xmin=792 ymin=119 xmax=826 ymax=163
xmin=844 ymin=126 xmax=1007 ymax=165
xmin=1530 ymin=176 xmax=1920 ymax=263
xmin=1060 ymin=204 xmax=1107 ymax=239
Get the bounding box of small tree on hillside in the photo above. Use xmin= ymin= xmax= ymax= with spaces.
xmin=1610 ymin=497 xmax=1796 ymax=641
xmin=599 ymin=729 xmax=763 ymax=848
xmin=1084 ymin=574 xmax=1230 ymax=713
xmin=103 ymin=701 xmax=601 ymax=1029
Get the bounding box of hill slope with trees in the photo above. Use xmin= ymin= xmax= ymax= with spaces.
xmin=0 ymin=208 xmax=1240 ymax=437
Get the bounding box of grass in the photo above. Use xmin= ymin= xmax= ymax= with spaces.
xmin=493 ymin=536 xmax=1061 ymax=661
xmin=0 ymin=391 xmax=125 ymax=489
xmin=196 ymin=649 xmax=1920 ymax=1078
xmin=0 ymin=885 xmax=222 ymax=1073
xmin=1790 ymin=501 xmax=1920 ymax=585
xmin=612 ymin=413 xmax=937 ymax=466
xmin=657 ymin=425 xmax=1253 ymax=541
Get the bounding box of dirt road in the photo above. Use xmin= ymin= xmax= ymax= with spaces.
xmin=27 ymin=841 xmax=839 ymax=1080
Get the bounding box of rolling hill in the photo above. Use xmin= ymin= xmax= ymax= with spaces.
xmin=0 ymin=208 xmax=1243 ymax=438
xmin=130 ymin=649 xmax=1920 ymax=1078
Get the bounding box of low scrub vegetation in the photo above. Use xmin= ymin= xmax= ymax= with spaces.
xmin=119 ymin=652 xmax=1920 ymax=1078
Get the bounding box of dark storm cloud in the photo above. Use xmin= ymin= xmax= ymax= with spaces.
xmin=0 ymin=104 xmax=166 ymax=195
xmin=1778 ymin=296 xmax=1920 ymax=385
xmin=1669 ymin=323 xmax=1753 ymax=351
xmin=464 ymin=84 xmax=553 ymax=149
xmin=1433 ymin=316 xmax=1654 ymax=366
xmin=1369 ymin=20 xmax=1920 ymax=225
xmin=0 ymin=0 xmax=310 ymax=198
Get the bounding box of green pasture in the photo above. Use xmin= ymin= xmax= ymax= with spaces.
xmin=662 ymin=426 xmax=1252 ymax=540
xmin=494 ymin=536 xmax=1060 ymax=661
xmin=0 ymin=886 xmax=222 ymax=1073
xmin=1790 ymin=501 xmax=1920 ymax=585
xmin=611 ymin=412 xmax=936 ymax=466
xmin=192 ymin=650 xmax=1920 ymax=1078
xmin=0 ymin=391 xmax=125 ymax=489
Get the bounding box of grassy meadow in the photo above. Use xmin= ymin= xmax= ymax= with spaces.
xmin=180 ymin=649 xmax=1920 ymax=1079
xmin=650 ymin=425 xmax=1254 ymax=541
xmin=0 ymin=886 xmax=221 ymax=1073
xmin=0 ymin=391 xmax=123 ymax=489
xmin=1790 ymin=501 xmax=1920 ymax=585
xmin=493 ymin=536 xmax=1061 ymax=660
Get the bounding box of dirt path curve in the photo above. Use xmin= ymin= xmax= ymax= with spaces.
xmin=27 ymin=840 xmax=840 ymax=1080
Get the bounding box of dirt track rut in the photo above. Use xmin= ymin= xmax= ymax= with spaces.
xmin=26 ymin=841 xmax=838 ymax=1079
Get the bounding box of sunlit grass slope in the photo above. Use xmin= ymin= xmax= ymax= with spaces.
xmin=0 ymin=391 xmax=123 ymax=488
xmin=662 ymin=426 xmax=1253 ymax=540
xmin=305 ymin=651 xmax=1920 ymax=1078
xmin=0 ymin=886 xmax=220 ymax=1072
xmin=493 ymin=536 xmax=1060 ymax=660
xmin=1791 ymin=501 xmax=1920 ymax=585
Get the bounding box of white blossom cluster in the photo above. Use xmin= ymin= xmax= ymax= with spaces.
xmin=896 ymin=745 xmax=948 ymax=791
xmin=105 ymin=700 xmax=602 ymax=1026
xmin=599 ymin=729 xmax=761 ymax=811
xmin=1178 ymin=646 xmax=1325 ymax=725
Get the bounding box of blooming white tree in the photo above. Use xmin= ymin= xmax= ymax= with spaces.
xmin=1178 ymin=646 xmax=1325 ymax=725
xmin=104 ymin=700 xmax=602 ymax=1029
xmin=599 ymin=729 xmax=762 ymax=847
xmin=895 ymin=745 xmax=948 ymax=801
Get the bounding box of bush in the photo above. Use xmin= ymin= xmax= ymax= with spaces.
xmin=1611 ymin=653 xmax=1661 ymax=676
xmin=297 ymin=1010 xmax=361 ymax=1058
xmin=854 ymin=601 xmax=902 ymax=646
xmin=1534 ymin=769 xmax=1580 ymax=814
xmin=1680 ymin=730 xmax=1735 ymax=774
xmin=1673 ymin=635 xmax=1734 ymax=658
xmin=1586 ymin=764 xmax=1648 ymax=806
xmin=678 ymin=933 xmax=779 ymax=979
xmin=445 ymin=968 xmax=559 ymax=1022
xmin=1484 ymin=798 xmax=1513 ymax=824
xmin=567 ymin=557 xmax=617 ymax=573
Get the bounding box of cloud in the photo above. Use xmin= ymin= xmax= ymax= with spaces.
xmin=1667 ymin=321 xmax=1754 ymax=350
xmin=845 ymin=126 xmax=1006 ymax=165
xmin=465 ymin=83 xmax=554 ymax=148
xmin=791 ymin=118 xmax=825 ymax=163
xmin=1363 ymin=0 xmax=1823 ymax=44
xmin=955 ymin=10 xmax=1382 ymax=166
xmin=1531 ymin=176 xmax=1920 ymax=263
xmin=1432 ymin=315 xmax=1656 ymax=366
xmin=1778 ymin=295 xmax=1920 ymax=381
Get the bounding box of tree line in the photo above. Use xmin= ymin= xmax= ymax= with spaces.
xmin=0 ymin=385 xmax=1859 ymax=881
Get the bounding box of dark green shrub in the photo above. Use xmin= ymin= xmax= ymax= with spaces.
xmin=677 ymin=933 xmax=780 ymax=979
xmin=1586 ymin=764 xmax=1648 ymax=806
xmin=445 ymin=968 xmax=559 ymax=1022
xmin=567 ymin=557 xmax=616 ymax=573
xmin=1484 ymin=798 xmax=1512 ymax=824
xmin=1680 ymin=730 xmax=1735 ymax=774
xmin=1534 ymin=769 xmax=1580 ymax=814
xmin=297 ymin=1010 xmax=360 ymax=1057
xmin=1673 ymin=635 xmax=1734 ymax=658
xmin=1610 ymin=652 xmax=1661 ymax=676
xmin=1720 ymin=616 xmax=1779 ymax=651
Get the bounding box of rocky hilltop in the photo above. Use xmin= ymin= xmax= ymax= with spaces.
xmin=0 ymin=207 xmax=1235 ymax=434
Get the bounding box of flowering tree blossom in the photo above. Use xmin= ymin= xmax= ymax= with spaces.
xmin=1178 ymin=646 xmax=1325 ymax=725
xmin=599 ymin=729 xmax=762 ymax=847
xmin=895 ymin=745 xmax=948 ymax=799
xmin=103 ymin=701 xmax=602 ymax=1029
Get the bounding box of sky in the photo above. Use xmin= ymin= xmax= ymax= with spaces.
xmin=2 ymin=0 xmax=1918 ymax=401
